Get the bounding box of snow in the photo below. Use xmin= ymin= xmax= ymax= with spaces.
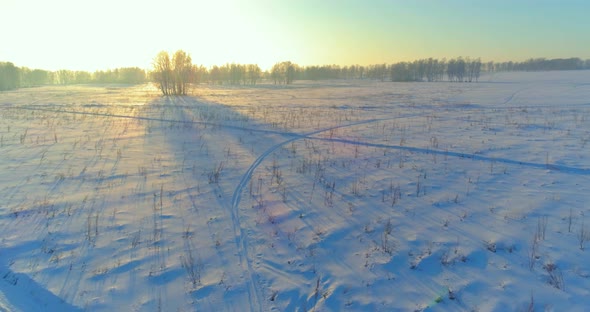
xmin=0 ymin=71 xmax=589 ymax=311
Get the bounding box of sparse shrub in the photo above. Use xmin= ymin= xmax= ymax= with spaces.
xmin=579 ymin=220 xmax=590 ymax=250
xmin=208 ymin=161 xmax=224 ymax=184
xmin=180 ymin=241 xmax=202 ymax=287
xmin=543 ymin=262 xmax=564 ymax=290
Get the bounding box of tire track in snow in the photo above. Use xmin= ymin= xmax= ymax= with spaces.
xmin=229 ymin=112 xmax=588 ymax=309
xmin=230 ymin=117 xmax=393 ymax=311
xmin=172 ymin=95 xmax=412 ymax=311
xmin=501 ymin=86 xmax=529 ymax=105
xmin=172 ymin=96 xmax=268 ymax=311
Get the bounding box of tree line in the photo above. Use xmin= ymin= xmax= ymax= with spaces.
xmin=3 ymin=54 xmax=590 ymax=93
xmin=151 ymin=50 xmax=265 ymax=95
xmin=0 ymin=62 xmax=146 ymax=91
xmin=267 ymin=58 xmax=480 ymax=83
xmin=488 ymin=57 xmax=589 ymax=72
xmin=149 ymin=54 xmax=590 ymax=94
xmin=208 ymin=63 xmax=262 ymax=86
xmin=300 ymin=57 xmax=590 ymax=82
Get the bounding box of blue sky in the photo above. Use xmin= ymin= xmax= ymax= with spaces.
xmin=1 ymin=0 xmax=588 ymax=70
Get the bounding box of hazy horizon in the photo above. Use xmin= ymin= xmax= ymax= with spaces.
xmin=2 ymin=0 xmax=590 ymax=71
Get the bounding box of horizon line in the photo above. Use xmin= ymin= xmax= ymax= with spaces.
xmin=3 ymin=56 xmax=589 ymax=73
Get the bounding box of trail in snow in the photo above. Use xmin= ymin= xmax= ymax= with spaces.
xmin=173 ymin=96 xmax=264 ymax=311
xmin=230 ymin=117 xmax=392 ymax=211
xmin=229 ymin=117 xmax=397 ymax=310
xmin=502 ymin=86 xmax=528 ymax=105
xmin=227 ymin=108 xmax=588 ymax=308
xmin=1 ymin=74 xmax=589 ymax=311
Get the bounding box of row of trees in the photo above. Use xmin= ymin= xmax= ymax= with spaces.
xmin=359 ymin=58 xmax=481 ymax=82
xmin=3 ymin=54 xmax=590 ymax=93
xmin=209 ymin=63 xmax=262 ymax=85
xmin=447 ymin=58 xmax=482 ymax=82
xmin=0 ymin=62 xmax=146 ymax=91
xmin=267 ymin=57 xmax=589 ymax=82
xmin=93 ymin=68 xmax=147 ymax=84
xmin=151 ymin=51 xmax=265 ymax=95
xmin=151 ymin=50 xmax=268 ymax=94
xmin=254 ymin=58 xmax=476 ymax=83
xmin=51 ymin=67 xmax=147 ymax=85
xmin=1 ymin=62 xmax=60 ymax=90
xmin=489 ymin=58 xmax=589 ymax=72
xmin=141 ymin=54 xmax=584 ymax=94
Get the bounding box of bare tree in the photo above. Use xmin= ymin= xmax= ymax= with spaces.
xmin=152 ymin=51 xmax=173 ymax=95
xmin=246 ymin=64 xmax=261 ymax=85
xmin=467 ymin=58 xmax=482 ymax=82
xmin=271 ymin=61 xmax=297 ymax=85
xmin=152 ymin=50 xmax=193 ymax=95
xmin=172 ymin=50 xmax=192 ymax=95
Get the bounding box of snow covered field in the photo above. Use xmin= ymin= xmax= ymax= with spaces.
xmin=0 ymin=71 xmax=589 ymax=311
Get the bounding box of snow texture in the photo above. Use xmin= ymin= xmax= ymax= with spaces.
xmin=0 ymin=70 xmax=589 ymax=311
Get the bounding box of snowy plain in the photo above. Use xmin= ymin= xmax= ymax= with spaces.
xmin=0 ymin=71 xmax=589 ymax=311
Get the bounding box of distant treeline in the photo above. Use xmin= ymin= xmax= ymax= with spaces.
xmin=293 ymin=57 xmax=590 ymax=82
xmin=159 ymin=56 xmax=590 ymax=87
xmin=0 ymin=62 xmax=146 ymax=91
xmin=1 ymin=56 xmax=590 ymax=92
xmin=154 ymin=55 xmax=590 ymax=90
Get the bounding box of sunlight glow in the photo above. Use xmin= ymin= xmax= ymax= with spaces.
xmin=1 ymin=0 xmax=589 ymax=71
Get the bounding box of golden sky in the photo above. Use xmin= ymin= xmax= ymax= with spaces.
xmin=2 ymin=0 xmax=589 ymax=71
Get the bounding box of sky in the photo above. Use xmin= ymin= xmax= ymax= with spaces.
xmin=2 ymin=0 xmax=589 ymax=71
